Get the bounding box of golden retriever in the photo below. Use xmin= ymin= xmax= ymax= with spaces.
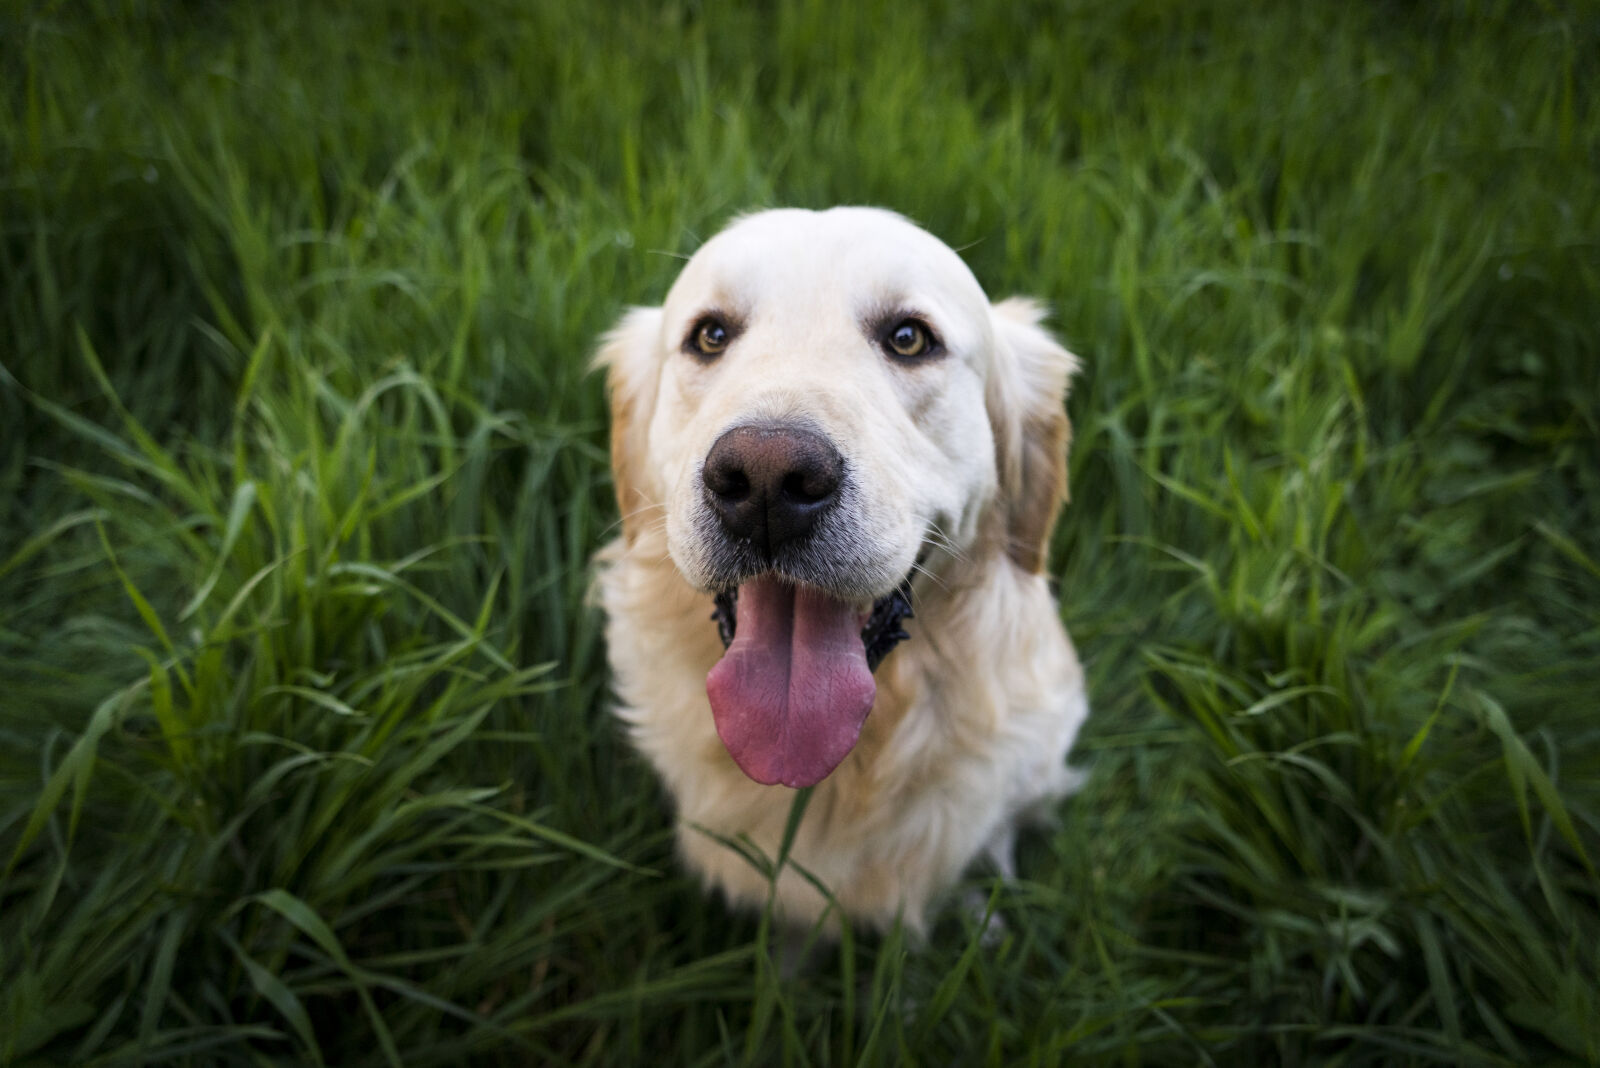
xmin=594 ymin=207 xmax=1088 ymax=934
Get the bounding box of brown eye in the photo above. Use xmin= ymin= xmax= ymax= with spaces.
xmin=886 ymin=319 xmax=931 ymax=358
xmin=691 ymin=318 xmax=730 ymax=357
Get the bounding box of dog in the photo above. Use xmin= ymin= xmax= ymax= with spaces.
xmin=593 ymin=207 xmax=1088 ymax=934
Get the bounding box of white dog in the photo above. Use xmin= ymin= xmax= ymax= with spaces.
xmin=594 ymin=207 xmax=1088 ymax=933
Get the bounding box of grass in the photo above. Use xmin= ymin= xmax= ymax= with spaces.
xmin=2 ymin=0 xmax=1597 ymax=1062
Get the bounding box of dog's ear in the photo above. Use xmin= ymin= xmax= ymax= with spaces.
xmin=593 ymin=306 xmax=665 ymax=545
xmin=985 ymin=297 xmax=1081 ymax=573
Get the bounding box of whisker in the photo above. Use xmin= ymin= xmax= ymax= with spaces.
xmin=908 ymin=560 xmax=949 ymax=596
xmin=921 ymin=519 xmax=970 ymax=565
xmin=596 ymin=500 xmax=669 ymax=542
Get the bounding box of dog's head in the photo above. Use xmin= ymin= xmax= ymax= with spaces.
xmin=598 ymin=207 xmax=1078 ymax=788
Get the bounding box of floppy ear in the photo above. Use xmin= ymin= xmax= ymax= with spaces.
xmin=593 ymin=306 xmax=665 ymax=545
xmin=985 ymin=297 xmax=1081 ymax=573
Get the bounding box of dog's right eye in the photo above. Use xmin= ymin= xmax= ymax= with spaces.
xmin=688 ymin=318 xmax=731 ymax=357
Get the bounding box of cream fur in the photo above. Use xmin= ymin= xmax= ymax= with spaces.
xmin=593 ymin=207 xmax=1088 ymax=933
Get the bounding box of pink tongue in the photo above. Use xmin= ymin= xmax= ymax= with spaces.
xmin=706 ymin=576 xmax=876 ymax=788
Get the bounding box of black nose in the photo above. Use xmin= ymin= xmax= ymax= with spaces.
xmin=702 ymin=423 xmax=844 ymax=555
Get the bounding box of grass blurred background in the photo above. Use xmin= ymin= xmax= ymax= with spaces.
xmin=2 ymin=0 xmax=1597 ymax=1063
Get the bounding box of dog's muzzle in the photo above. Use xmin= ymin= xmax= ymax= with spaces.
xmin=693 ymin=420 xmax=919 ymax=787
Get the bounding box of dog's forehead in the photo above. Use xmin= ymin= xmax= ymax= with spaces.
xmin=666 ymin=208 xmax=990 ymax=321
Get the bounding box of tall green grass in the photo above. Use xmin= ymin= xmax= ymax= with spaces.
xmin=2 ymin=0 xmax=1597 ymax=1062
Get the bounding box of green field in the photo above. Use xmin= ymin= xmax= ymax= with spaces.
xmin=3 ymin=1 xmax=1598 ymax=1063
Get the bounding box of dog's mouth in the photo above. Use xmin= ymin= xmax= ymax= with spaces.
xmin=710 ymin=579 xmax=914 ymax=670
xmin=705 ymin=575 xmax=914 ymax=789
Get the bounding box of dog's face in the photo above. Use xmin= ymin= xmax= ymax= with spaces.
xmin=600 ymin=208 xmax=1077 ymax=788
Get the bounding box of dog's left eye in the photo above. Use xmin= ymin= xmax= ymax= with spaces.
xmin=885 ymin=319 xmax=934 ymax=359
